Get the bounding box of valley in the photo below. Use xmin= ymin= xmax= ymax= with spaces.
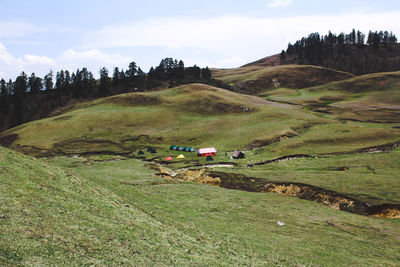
xmin=1 ymin=62 xmax=400 ymax=265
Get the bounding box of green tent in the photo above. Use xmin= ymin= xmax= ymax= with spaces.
xmin=206 ymin=155 xmax=214 ymax=161
xmin=138 ymin=150 xmax=144 ymax=155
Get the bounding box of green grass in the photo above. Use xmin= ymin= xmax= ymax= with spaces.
xmin=264 ymin=71 xmax=400 ymax=123
xmin=43 ymin=153 xmax=400 ymax=266
xmin=212 ymin=148 xmax=400 ymax=205
xmin=3 ymin=82 xmax=399 ymax=159
xmin=1 ymin=76 xmax=400 ymax=265
xmin=212 ymin=64 xmax=353 ymax=94
xmin=1 ymin=84 xmax=326 ymax=155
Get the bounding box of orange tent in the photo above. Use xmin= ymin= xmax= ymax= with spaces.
xmin=165 ymin=156 xmax=173 ymax=161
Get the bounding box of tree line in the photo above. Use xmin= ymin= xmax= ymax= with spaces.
xmin=0 ymin=58 xmax=212 ymax=131
xmin=279 ymin=29 xmax=399 ymax=74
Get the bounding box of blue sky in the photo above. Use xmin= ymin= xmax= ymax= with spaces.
xmin=1 ymin=0 xmax=400 ymax=80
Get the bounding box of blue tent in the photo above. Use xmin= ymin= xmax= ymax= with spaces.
xmin=170 ymin=145 xmax=177 ymax=150
xmin=189 ymin=147 xmax=195 ymax=152
xmin=177 ymin=146 xmax=184 ymax=151
xmin=184 ymin=146 xmax=190 ymax=152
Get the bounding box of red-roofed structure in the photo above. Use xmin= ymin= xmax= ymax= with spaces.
xmin=197 ymin=147 xmax=217 ymax=157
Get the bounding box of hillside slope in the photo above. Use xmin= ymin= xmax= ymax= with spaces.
xmin=264 ymin=71 xmax=400 ymax=122
xmin=212 ymin=64 xmax=354 ymax=94
xmin=2 ymin=140 xmax=400 ymax=265
xmin=1 ymin=82 xmax=400 ymax=158
xmin=0 ymin=146 xmax=242 ymax=265
xmin=245 ymin=43 xmax=400 ymax=75
xmin=0 ymin=83 xmax=327 ymax=156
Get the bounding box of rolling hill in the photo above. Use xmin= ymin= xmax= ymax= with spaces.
xmin=262 ymin=71 xmax=400 ymax=123
xmin=1 ymin=52 xmax=400 ymax=265
xmin=212 ymin=64 xmax=354 ymax=94
xmin=1 ymin=141 xmax=400 ymax=265
xmin=0 ymin=83 xmax=326 ymax=156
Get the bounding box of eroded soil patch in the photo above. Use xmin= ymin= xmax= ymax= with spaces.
xmin=153 ymin=164 xmax=399 ymax=218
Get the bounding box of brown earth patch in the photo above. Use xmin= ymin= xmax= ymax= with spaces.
xmin=104 ymin=94 xmax=161 ymax=106
xmin=53 ymin=115 xmax=73 ymax=121
xmin=0 ymin=134 xmax=18 ymax=147
xmin=183 ymin=97 xmax=257 ymax=114
xmin=146 ymin=163 xmax=398 ymax=218
xmin=319 ymin=95 xmax=347 ymax=102
xmin=206 ymin=171 xmax=399 ymax=218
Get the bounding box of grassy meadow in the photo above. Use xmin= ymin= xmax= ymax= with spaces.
xmin=1 ymin=146 xmax=399 ymax=265
xmin=1 ymin=64 xmax=400 ymax=265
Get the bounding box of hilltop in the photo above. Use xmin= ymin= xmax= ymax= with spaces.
xmin=250 ymin=30 xmax=400 ymax=75
xmin=0 ymin=83 xmax=324 ymax=156
xmin=1 ymin=29 xmax=400 ymax=265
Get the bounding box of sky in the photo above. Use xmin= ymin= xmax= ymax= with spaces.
xmin=1 ymin=0 xmax=400 ymax=80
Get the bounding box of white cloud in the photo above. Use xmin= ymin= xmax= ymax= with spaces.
xmin=0 ymin=43 xmax=131 ymax=80
xmin=268 ymin=0 xmax=292 ymax=8
xmin=58 ymin=49 xmax=130 ymax=71
xmin=84 ymin=11 xmax=400 ymax=68
xmin=2 ymin=11 xmax=400 ymax=79
xmin=23 ymin=54 xmax=56 ymax=66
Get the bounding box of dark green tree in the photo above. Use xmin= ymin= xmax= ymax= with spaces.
xmin=99 ymin=67 xmax=111 ymax=96
xmin=356 ymin=30 xmax=365 ymax=46
xmin=178 ymin=60 xmax=185 ymax=80
xmin=28 ymin=73 xmax=43 ymax=94
xmin=55 ymin=70 xmax=65 ymax=90
xmin=113 ymin=67 xmax=120 ymax=86
xmin=128 ymin=62 xmax=137 ymax=79
xmin=280 ymin=50 xmax=287 ymax=62
xmin=14 ymin=72 xmax=28 ymax=125
xmin=201 ymin=67 xmax=211 ymax=80
xmin=64 ymin=70 xmax=71 ymax=89
xmin=44 ymin=71 xmax=53 ymax=91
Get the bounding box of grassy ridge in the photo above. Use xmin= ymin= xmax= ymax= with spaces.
xmin=212 ymin=64 xmax=354 ymax=94
xmin=263 ymin=71 xmax=400 ymax=122
xmin=1 ymin=72 xmax=400 ymax=265
xmin=2 ymin=82 xmax=399 ymax=158
xmin=1 ymin=84 xmax=325 ymax=155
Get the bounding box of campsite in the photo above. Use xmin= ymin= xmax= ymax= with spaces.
xmin=0 ymin=2 xmax=400 ymax=266
xmin=1 ymin=75 xmax=400 ymax=265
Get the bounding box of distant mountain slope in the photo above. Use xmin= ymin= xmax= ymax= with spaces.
xmin=246 ymin=44 xmax=400 ymax=75
xmin=0 ymin=83 xmax=325 ymax=156
xmin=263 ymin=71 xmax=400 ymax=123
xmin=212 ymin=64 xmax=354 ymax=94
xmin=2 ymin=82 xmax=399 ymax=158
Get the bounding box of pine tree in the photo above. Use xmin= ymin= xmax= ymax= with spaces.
xmin=14 ymin=72 xmax=28 ymax=125
xmin=113 ymin=67 xmax=120 ymax=86
xmin=44 ymin=71 xmax=53 ymax=91
xmin=128 ymin=62 xmax=137 ymax=79
xmin=201 ymin=67 xmax=211 ymax=80
xmin=280 ymin=50 xmax=287 ymax=62
xmin=99 ymin=67 xmax=111 ymax=96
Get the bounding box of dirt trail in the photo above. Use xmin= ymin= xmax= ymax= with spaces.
xmin=153 ymin=164 xmax=400 ymax=218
